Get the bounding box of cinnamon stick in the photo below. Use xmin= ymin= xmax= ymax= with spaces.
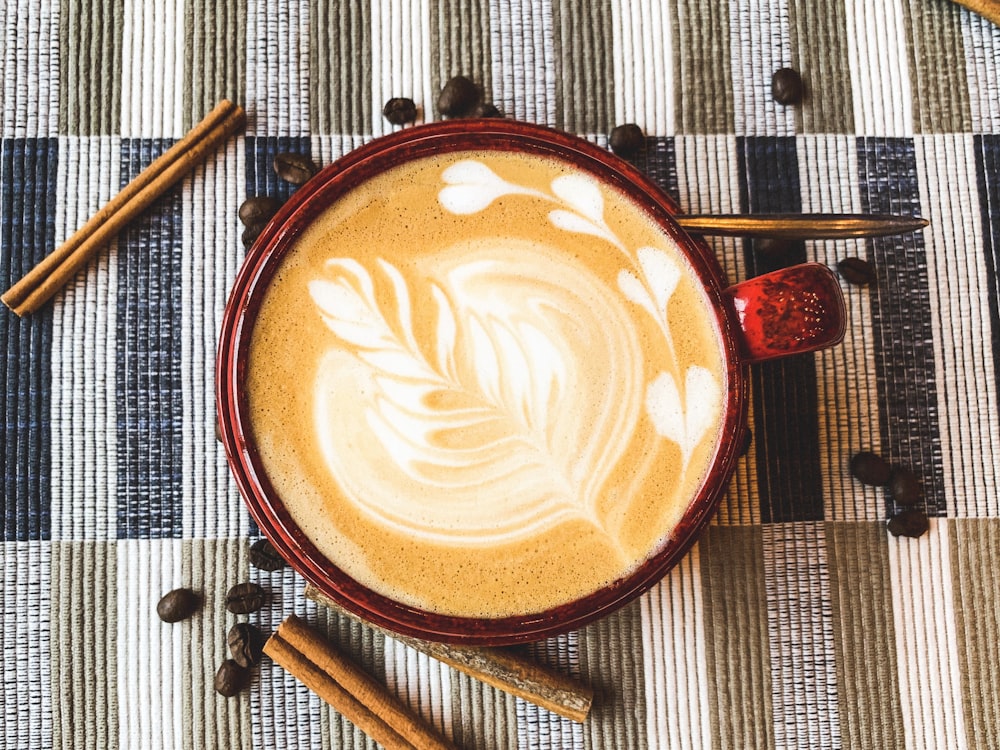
xmin=304 ymin=583 xmax=594 ymax=723
xmin=264 ymin=614 xmax=456 ymax=750
xmin=2 ymin=99 xmax=246 ymax=316
xmin=952 ymin=0 xmax=1000 ymax=27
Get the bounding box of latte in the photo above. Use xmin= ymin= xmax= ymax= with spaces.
xmin=246 ymin=149 xmax=726 ymax=618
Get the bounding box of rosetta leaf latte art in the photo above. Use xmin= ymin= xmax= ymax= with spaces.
xmin=550 ymin=174 xmax=605 ymax=224
xmin=645 ymin=367 xmax=722 ymax=466
xmin=307 ymin=254 xmax=641 ymax=546
xmin=547 ymin=174 xmax=623 ymax=248
xmin=310 ymin=259 xmax=561 ymax=435
xmin=548 ymin=208 xmax=622 ymax=249
xmin=616 ymin=246 xmax=680 ymax=365
xmin=439 ymin=159 xmax=544 ymax=214
xmin=637 ymin=246 xmax=682 ymax=316
xmin=436 ymin=160 xmax=721 ymax=476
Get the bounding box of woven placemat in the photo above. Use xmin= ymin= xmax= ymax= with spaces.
xmin=2 ymin=1 xmax=1000 ymax=748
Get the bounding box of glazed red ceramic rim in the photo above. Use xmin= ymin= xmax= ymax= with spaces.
xmin=217 ymin=119 xmax=748 ymax=645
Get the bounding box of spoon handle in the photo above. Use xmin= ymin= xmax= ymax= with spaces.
xmin=676 ymin=213 xmax=929 ymax=240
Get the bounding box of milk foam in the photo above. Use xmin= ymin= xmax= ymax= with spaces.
xmin=435 ymin=160 xmax=722 ymax=472
xmin=246 ymin=150 xmax=727 ymax=617
xmin=308 ymin=240 xmax=644 ymax=546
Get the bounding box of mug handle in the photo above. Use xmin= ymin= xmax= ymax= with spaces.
xmin=722 ymin=262 xmax=847 ymax=363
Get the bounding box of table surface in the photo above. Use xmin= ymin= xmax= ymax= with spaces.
xmin=3 ymin=1 xmax=1000 ymax=748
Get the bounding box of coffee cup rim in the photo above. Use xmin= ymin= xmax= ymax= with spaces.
xmin=217 ymin=119 xmax=748 ymax=645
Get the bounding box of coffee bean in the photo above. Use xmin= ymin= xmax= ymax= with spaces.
xmin=437 ymin=76 xmax=481 ymax=118
xmin=241 ymin=221 xmax=267 ymax=249
xmin=214 ymin=414 xmax=223 ymax=443
xmin=609 ymin=124 xmax=644 ymax=157
xmin=383 ymin=97 xmax=418 ymax=126
xmin=225 ymin=582 xmax=265 ymax=614
xmin=889 ymin=466 xmax=922 ymax=506
xmin=156 ymin=588 xmax=201 ymax=623
xmin=273 ymin=152 xmax=317 ymax=185
xmin=214 ymin=659 xmax=250 ymax=697
xmin=771 ymin=67 xmax=804 ymax=105
xmin=228 ymin=623 xmax=266 ymax=668
xmin=837 ymin=257 xmax=876 ymax=286
xmin=887 ymin=509 xmax=929 ymax=538
xmin=238 ymin=196 xmax=282 ymax=227
xmin=849 ymin=451 xmax=891 ymax=486
xmin=248 ymin=538 xmax=285 ymax=572
xmin=472 ymin=102 xmax=503 ymax=118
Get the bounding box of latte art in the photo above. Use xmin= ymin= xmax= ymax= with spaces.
xmin=437 ymin=160 xmax=723 ymax=468
xmin=247 ymin=150 xmax=726 ymax=617
xmin=309 ymin=243 xmax=644 ymax=547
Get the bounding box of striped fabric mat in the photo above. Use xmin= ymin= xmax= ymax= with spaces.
xmin=2 ymin=1 xmax=1000 ymax=748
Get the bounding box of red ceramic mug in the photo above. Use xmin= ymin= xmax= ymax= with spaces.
xmin=217 ymin=120 xmax=845 ymax=645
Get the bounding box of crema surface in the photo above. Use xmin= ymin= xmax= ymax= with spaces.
xmin=246 ymin=150 xmax=726 ymax=618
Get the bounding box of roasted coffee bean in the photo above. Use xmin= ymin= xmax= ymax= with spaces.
xmin=837 ymin=257 xmax=876 ymax=286
xmin=437 ymin=76 xmax=481 ymax=118
xmin=228 ymin=623 xmax=266 ymax=668
xmin=214 ymin=414 xmax=223 ymax=443
xmin=472 ymin=102 xmax=503 ymax=118
xmin=609 ymin=124 xmax=644 ymax=157
xmin=273 ymin=152 xmax=318 ymax=185
xmin=241 ymin=221 xmax=267 ymax=249
xmin=739 ymin=428 xmax=753 ymax=457
xmin=248 ymin=538 xmax=285 ymax=572
xmin=889 ymin=466 xmax=922 ymax=506
xmin=849 ymin=451 xmax=892 ymax=486
xmin=887 ymin=509 xmax=929 ymax=538
xmin=225 ymin=582 xmax=265 ymax=614
xmin=238 ymin=196 xmax=282 ymax=227
xmin=383 ymin=97 xmax=418 ymax=125
xmin=771 ymin=67 xmax=804 ymax=105
xmin=156 ymin=588 xmax=201 ymax=623
xmin=214 ymin=659 xmax=250 ymax=697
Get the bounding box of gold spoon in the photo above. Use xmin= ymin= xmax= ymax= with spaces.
xmin=676 ymin=213 xmax=929 ymax=240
